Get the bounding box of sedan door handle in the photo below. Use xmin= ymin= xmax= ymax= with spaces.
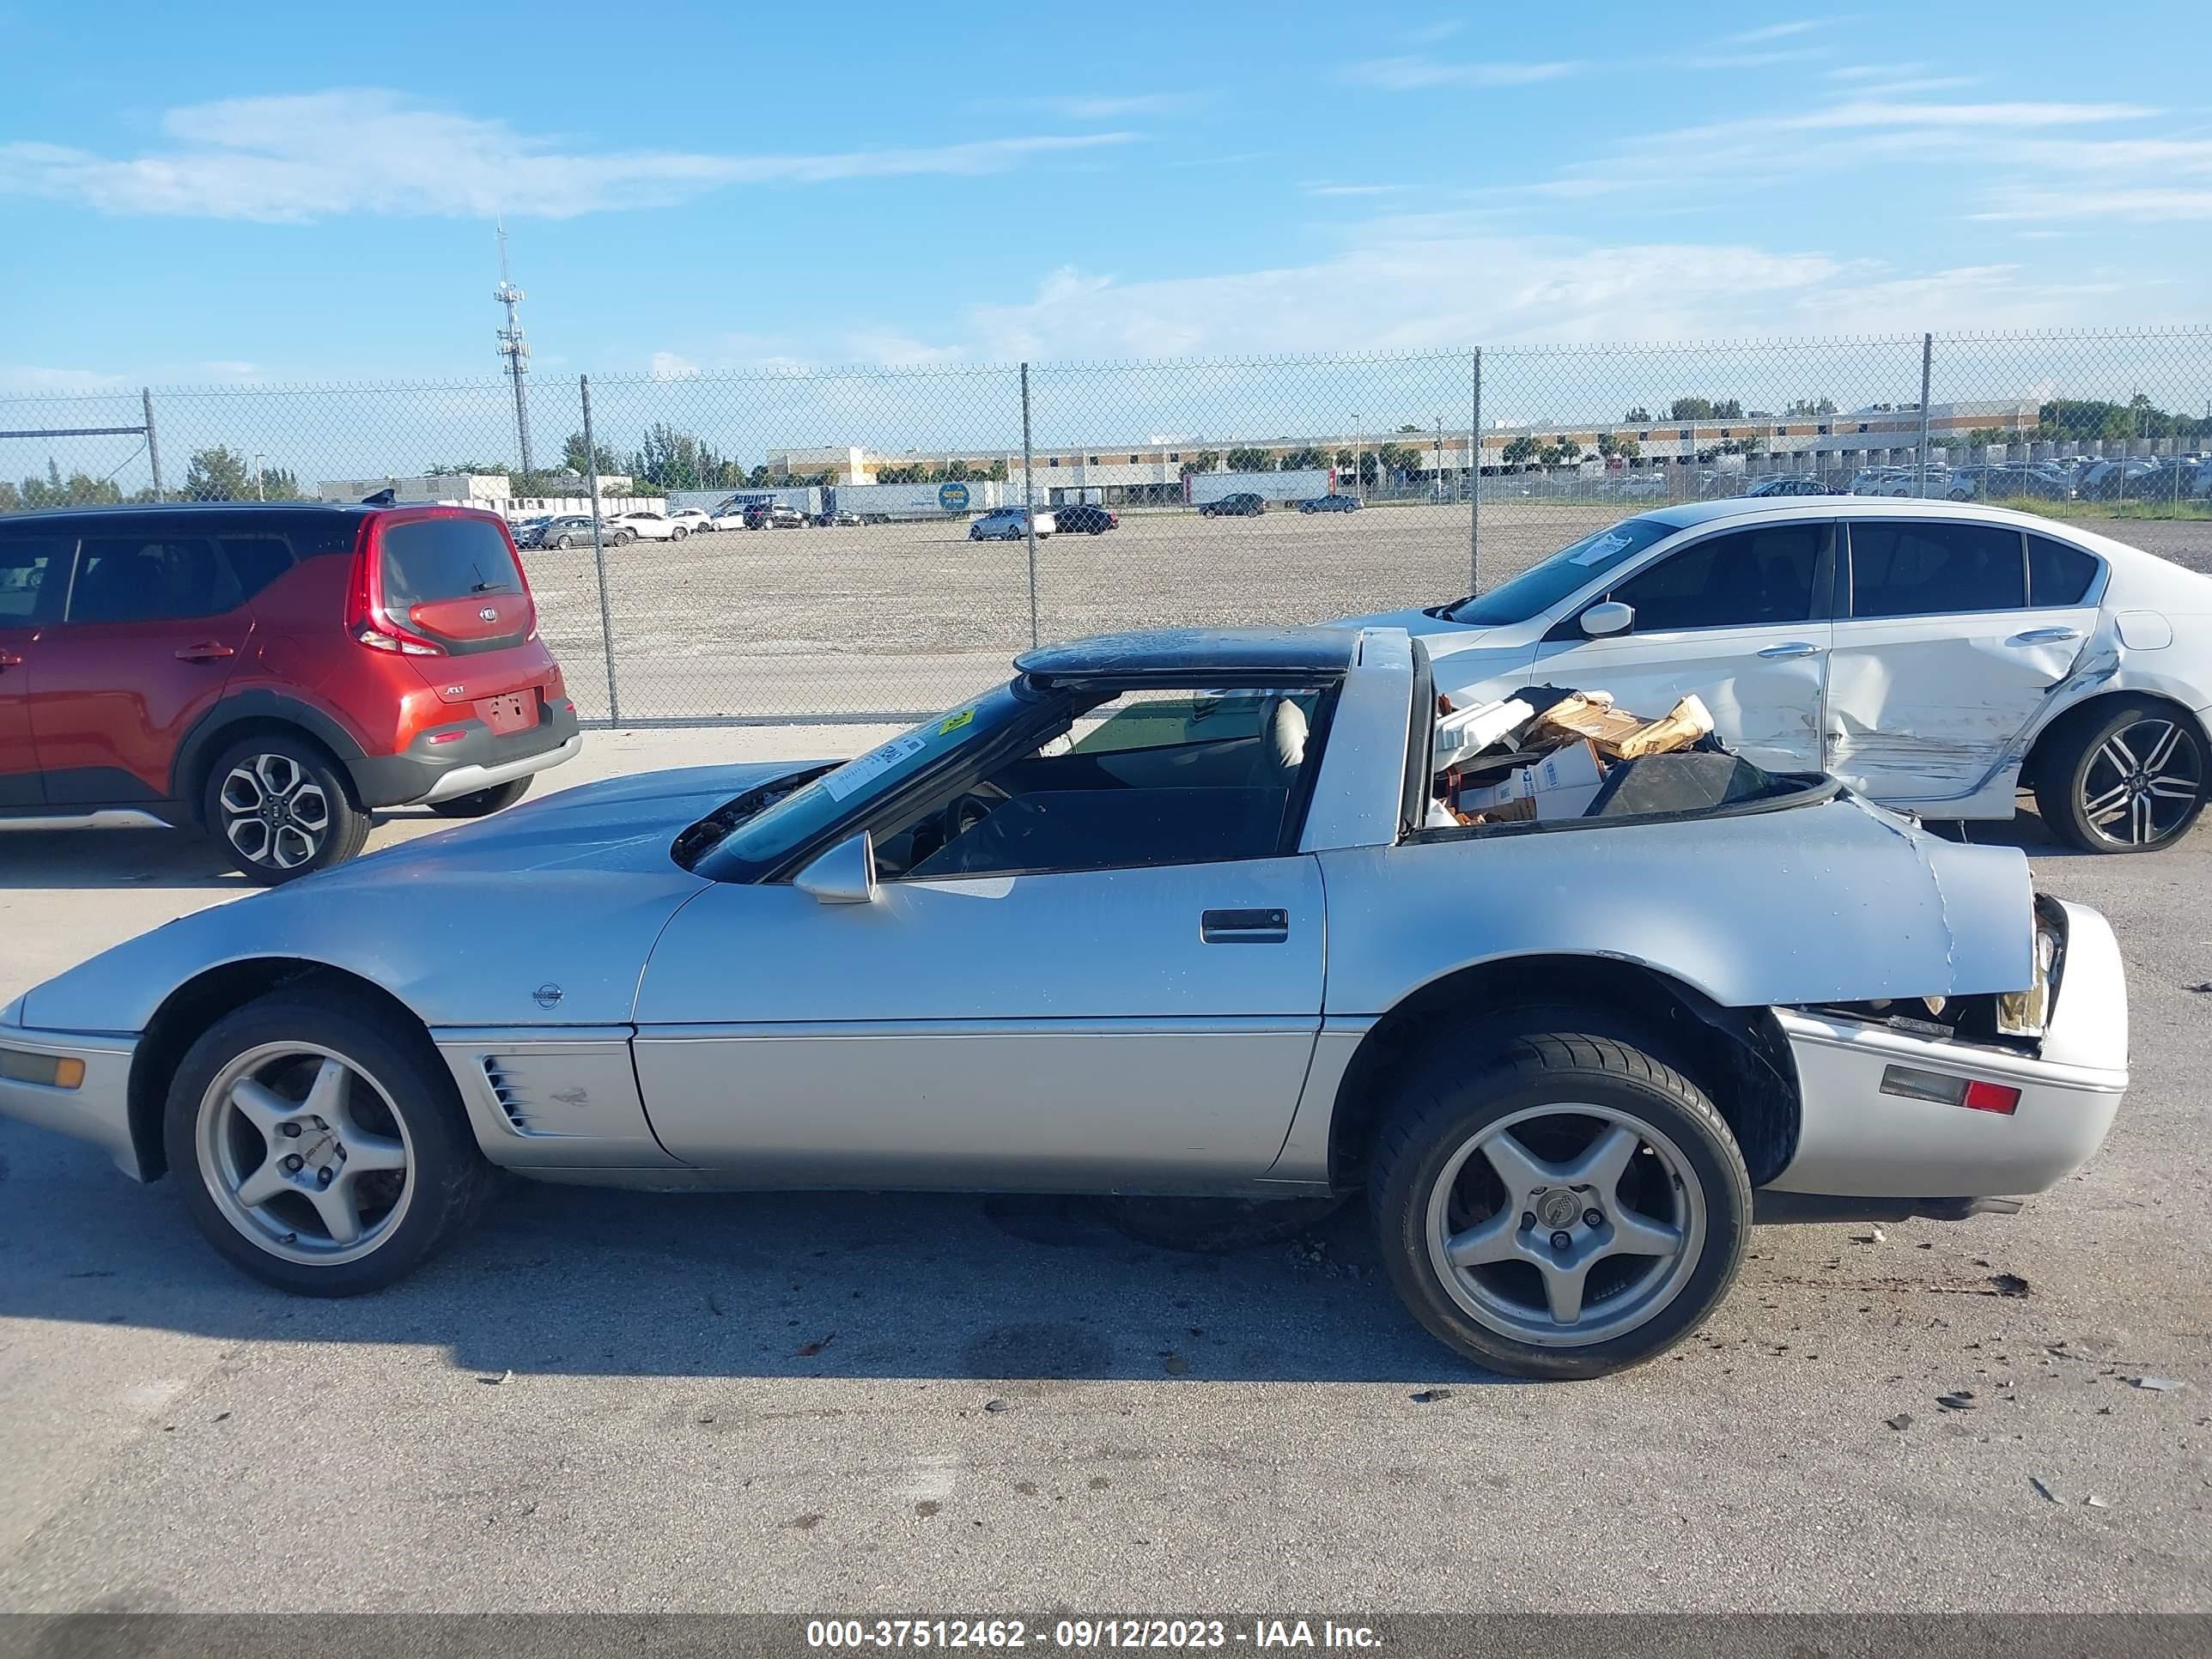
xmin=2008 ymin=627 xmax=2080 ymax=646
xmin=1756 ymin=641 xmax=1820 ymax=659
xmin=174 ymin=641 xmax=235 ymax=662
xmin=1200 ymin=908 xmax=1289 ymax=944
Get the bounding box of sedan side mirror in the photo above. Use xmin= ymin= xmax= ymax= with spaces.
xmin=794 ymin=831 xmax=878 ymax=905
xmin=1582 ymin=600 xmax=1635 ymax=638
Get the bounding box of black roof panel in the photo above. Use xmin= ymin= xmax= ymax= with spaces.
xmin=1016 ymin=626 xmax=1361 ymax=685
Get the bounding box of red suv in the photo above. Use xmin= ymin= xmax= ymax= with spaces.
xmin=0 ymin=502 xmax=581 ymax=882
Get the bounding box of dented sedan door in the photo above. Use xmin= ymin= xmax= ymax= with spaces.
xmin=1826 ymin=520 xmax=2100 ymax=804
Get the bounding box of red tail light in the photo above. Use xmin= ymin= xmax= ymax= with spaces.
xmin=347 ymin=519 xmax=446 ymax=657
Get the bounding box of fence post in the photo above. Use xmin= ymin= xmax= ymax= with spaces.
xmin=1468 ymin=347 xmax=1482 ymax=593
xmin=142 ymin=387 xmax=164 ymax=501
xmin=1916 ymin=333 xmax=1933 ymax=498
xmin=580 ymin=374 xmax=622 ymax=725
xmin=1021 ymin=362 xmax=1039 ymax=650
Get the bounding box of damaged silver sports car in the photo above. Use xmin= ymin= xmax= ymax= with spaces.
xmin=0 ymin=627 xmax=2128 ymax=1378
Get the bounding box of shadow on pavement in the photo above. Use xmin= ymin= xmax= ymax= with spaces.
xmin=0 ymin=1127 xmax=1516 ymax=1387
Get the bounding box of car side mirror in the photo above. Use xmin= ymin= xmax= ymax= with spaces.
xmin=1581 ymin=601 xmax=1634 ymax=638
xmin=794 ymin=831 xmax=878 ymax=905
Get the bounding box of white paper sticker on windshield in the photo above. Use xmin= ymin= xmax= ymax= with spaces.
xmin=1569 ymin=531 xmax=1632 ymax=566
xmin=820 ymin=733 xmax=929 ymax=800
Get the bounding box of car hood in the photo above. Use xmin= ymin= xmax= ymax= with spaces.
xmin=1335 ymin=605 xmax=1500 ymax=642
xmin=20 ymin=761 xmax=823 ymax=1036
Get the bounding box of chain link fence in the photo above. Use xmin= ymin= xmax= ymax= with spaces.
xmin=4 ymin=327 xmax=2206 ymax=725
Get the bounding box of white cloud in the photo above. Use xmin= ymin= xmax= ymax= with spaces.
xmin=839 ymin=330 xmax=966 ymax=366
xmin=1973 ymin=186 xmax=2212 ymax=222
xmin=955 ymin=214 xmax=2181 ymax=363
xmin=0 ymin=90 xmax=1138 ymax=222
xmin=0 ymin=365 xmax=130 ymax=392
xmin=204 ymin=359 xmax=258 ymax=376
xmin=1722 ymin=21 xmax=1830 ymax=43
xmin=1402 ymin=20 xmax=1466 ymax=43
xmin=649 ymin=351 xmax=701 ymax=380
xmin=994 ymin=93 xmax=1209 ymax=119
xmin=1345 ymin=58 xmax=1583 ymax=89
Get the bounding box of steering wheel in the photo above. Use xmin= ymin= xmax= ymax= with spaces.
xmin=938 ymin=790 xmax=1000 ymax=846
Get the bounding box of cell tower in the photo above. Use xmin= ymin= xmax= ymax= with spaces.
xmin=494 ymin=220 xmax=534 ymax=477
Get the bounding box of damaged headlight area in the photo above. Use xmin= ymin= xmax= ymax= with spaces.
xmin=1806 ymin=897 xmax=2068 ymax=1052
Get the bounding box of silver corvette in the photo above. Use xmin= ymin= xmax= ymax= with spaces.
xmin=0 ymin=627 xmax=2129 ymax=1378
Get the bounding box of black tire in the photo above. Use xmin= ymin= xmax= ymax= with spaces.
xmin=163 ymin=991 xmax=497 ymax=1296
xmin=426 ymin=778 xmax=531 ymax=818
xmin=1369 ymin=1013 xmax=1751 ymax=1380
xmin=672 ymin=526 xmax=688 ymax=541
xmin=203 ymin=731 xmax=371 ymax=884
xmin=2033 ymin=697 xmax=2208 ymax=854
xmin=554 ymin=532 xmax=577 ymax=550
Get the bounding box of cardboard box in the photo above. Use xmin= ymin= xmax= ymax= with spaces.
xmin=1458 ymin=737 xmax=1607 ymax=820
xmin=1529 ymin=691 xmax=1649 ymax=758
xmin=1615 ymin=694 xmax=1716 ymax=760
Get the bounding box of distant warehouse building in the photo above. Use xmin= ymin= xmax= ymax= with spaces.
xmin=757 ymin=398 xmax=2040 ymax=507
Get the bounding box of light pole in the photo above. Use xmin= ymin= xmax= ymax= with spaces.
xmin=252 ymin=452 xmax=265 ymax=501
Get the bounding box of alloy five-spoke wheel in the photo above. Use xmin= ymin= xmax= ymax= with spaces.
xmin=1425 ymin=1103 xmax=1705 ymax=1345
xmin=166 ymin=994 xmax=499 ymax=1295
xmin=2075 ymin=717 xmax=2203 ymax=848
xmin=219 ymin=751 xmax=331 ymax=872
xmin=195 ymin=1043 xmax=415 ymax=1266
xmin=1371 ymin=1018 xmax=1751 ymax=1379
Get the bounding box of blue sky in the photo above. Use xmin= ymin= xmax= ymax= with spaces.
xmin=3 ymin=0 xmax=2208 ymax=392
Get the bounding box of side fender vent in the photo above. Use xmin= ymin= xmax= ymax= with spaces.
xmin=482 ymin=1055 xmax=538 ymax=1134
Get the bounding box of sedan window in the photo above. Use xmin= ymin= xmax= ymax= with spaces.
xmin=1848 ymin=521 xmax=2025 ymax=618
xmin=1603 ymin=524 xmax=1826 ymax=632
xmin=2027 ymin=533 xmax=2100 ymax=606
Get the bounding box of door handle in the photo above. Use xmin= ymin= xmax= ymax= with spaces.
xmin=174 ymin=641 xmax=235 ymax=662
xmin=2008 ymin=627 xmax=2080 ymax=646
xmin=1756 ymin=641 xmax=1820 ymax=659
xmin=1200 ymin=908 xmax=1289 ymax=944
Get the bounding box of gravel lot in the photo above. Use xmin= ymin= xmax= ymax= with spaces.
xmin=1 ymin=727 xmax=2208 ymax=1614
xmin=528 ymin=507 xmax=2212 ymax=722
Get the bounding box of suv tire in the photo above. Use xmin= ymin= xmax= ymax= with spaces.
xmin=204 ymin=732 xmax=372 ymax=884
xmin=427 ymin=779 xmax=532 ymax=819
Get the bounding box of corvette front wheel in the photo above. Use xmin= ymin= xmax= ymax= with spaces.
xmin=165 ymin=993 xmax=497 ymax=1296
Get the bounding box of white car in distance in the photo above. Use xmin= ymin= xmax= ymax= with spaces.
xmin=606 ymin=510 xmax=689 ymax=542
xmin=1356 ymin=498 xmax=2212 ymax=852
xmin=667 ymin=507 xmax=714 ymax=535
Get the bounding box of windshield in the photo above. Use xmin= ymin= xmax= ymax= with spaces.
xmin=693 ymin=681 xmax=1035 ymax=880
xmin=1444 ymin=516 xmax=1674 ymax=626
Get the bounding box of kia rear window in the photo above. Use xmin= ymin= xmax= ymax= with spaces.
xmin=380 ymin=518 xmax=521 ymax=609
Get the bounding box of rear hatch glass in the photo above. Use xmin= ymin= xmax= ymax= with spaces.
xmin=380 ymin=516 xmax=530 ymax=655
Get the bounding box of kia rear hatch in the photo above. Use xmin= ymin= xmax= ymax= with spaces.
xmin=374 ymin=514 xmax=533 ymax=654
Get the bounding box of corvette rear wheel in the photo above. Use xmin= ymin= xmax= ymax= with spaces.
xmin=166 ymin=994 xmax=496 ymax=1296
xmin=1370 ymin=1017 xmax=1749 ymax=1379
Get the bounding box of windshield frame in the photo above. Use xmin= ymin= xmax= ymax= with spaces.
xmin=1442 ymin=515 xmax=1677 ymax=627
xmin=690 ymin=680 xmax=1047 ymax=884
